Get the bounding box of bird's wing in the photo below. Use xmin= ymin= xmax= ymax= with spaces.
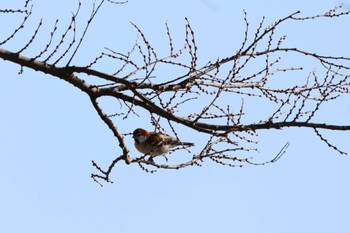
xmin=147 ymin=132 xmax=179 ymax=146
xmin=147 ymin=132 xmax=166 ymax=147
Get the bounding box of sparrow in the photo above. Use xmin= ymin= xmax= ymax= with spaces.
xmin=133 ymin=128 xmax=195 ymax=156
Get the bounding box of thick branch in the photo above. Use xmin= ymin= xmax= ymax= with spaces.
xmin=0 ymin=47 xmax=91 ymax=92
xmin=1 ymin=47 xmax=349 ymax=136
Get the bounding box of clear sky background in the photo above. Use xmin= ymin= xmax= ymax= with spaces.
xmin=1 ymin=0 xmax=350 ymax=232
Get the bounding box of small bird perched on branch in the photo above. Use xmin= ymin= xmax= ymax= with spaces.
xmin=133 ymin=128 xmax=194 ymax=156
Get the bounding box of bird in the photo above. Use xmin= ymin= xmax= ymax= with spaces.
xmin=133 ymin=128 xmax=194 ymax=156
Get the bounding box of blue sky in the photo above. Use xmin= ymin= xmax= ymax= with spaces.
xmin=1 ymin=0 xmax=350 ymax=232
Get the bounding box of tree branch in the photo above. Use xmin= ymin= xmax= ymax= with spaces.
xmin=1 ymin=2 xmax=350 ymax=184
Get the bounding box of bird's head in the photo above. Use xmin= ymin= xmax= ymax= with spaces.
xmin=133 ymin=128 xmax=149 ymax=143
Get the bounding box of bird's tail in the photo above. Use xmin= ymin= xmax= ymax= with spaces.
xmin=181 ymin=142 xmax=195 ymax=147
